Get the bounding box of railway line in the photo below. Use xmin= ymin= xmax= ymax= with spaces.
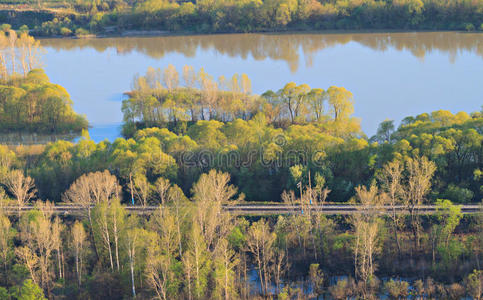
xmin=1 ymin=204 xmax=482 ymax=216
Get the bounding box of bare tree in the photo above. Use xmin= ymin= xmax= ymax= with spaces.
xmin=163 ymin=64 xmax=179 ymax=91
xmin=133 ymin=174 xmax=152 ymax=209
xmin=52 ymin=217 xmax=64 ymax=280
xmin=63 ymin=170 xmax=121 ymax=260
xmin=71 ymin=221 xmax=86 ymax=286
xmin=182 ymin=65 xmax=196 ymax=89
xmin=124 ymin=218 xmax=150 ymax=298
xmin=7 ymin=30 xmax=16 ymax=75
xmin=167 ymin=184 xmax=189 ymax=257
xmin=213 ymin=238 xmax=239 ymax=300
xmin=3 ymin=169 xmax=36 ymax=215
xmin=17 ymin=32 xmax=42 ymax=76
xmin=110 ymin=198 xmax=125 ymax=272
xmin=246 ymin=219 xmax=275 ymax=296
xmin=192 ymin=169 xmax=237 ymax=251
xmin=17 ymin=201 xmax=60 ymax=295
xmin=63 ymin=169 xmax=120 ymax=212
xmin=378 ymin=160 xmax=404 ymax=257
xmin=406 ymin=156 xmax=436 ymax=250
xmin=352 ymin=184 xmax=385 ymax=297
xmin=15 ymin=246 xmax=39 ymax=286
xmin=154 ymin=177 xmax=170 ymax=205
xmin=93 ymin=200 xmax=114 ymax=271
xmin=145 ymin=229 xmax=177 ymax=300
xmin=182 ymin=252 xmax=194 ymax=300
xmin=201 ymin=76 xmax=218 ymax=119
xmin=0 ymin=32 xmax=9 ymax=80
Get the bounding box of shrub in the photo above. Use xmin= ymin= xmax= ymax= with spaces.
xmin=75 ymin=28 xmax=90 ymax=36
xmin=384 ymin=279 xmax=409 ymax=299
xmin=435 ymin=283 xmax=448 ymax=298
xmin=465 ymin=270 xmax=483 ymax=300
xmin=18 ymin=25 xmax=29 ymax=33
xmin=464 ymin=23 xmax=475 ymax=31
xmin=329 ymin=278 xmax=355 ymax=300
xmin=413 ymin=279 xmax=424 ymax=297
xmin=447 ymin=283 xmax=465 ymax=299
xmin=423 ymin=277 xmax=435 ymax=297
xmin=443 ymin=184 xmax=474 ymax=203
xmin=60 ymin=27 xmax=73 ymax=36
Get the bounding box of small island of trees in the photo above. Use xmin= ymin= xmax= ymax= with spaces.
xmin=0 ymin=30 xmax=88 ymax=134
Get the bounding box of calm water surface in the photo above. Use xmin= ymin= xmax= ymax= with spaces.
xmin=40 ymin=32 xmax=483 ymax=142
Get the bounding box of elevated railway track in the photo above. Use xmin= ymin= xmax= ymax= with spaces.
xmin=2 ymin=204 xmax=481 ymax=216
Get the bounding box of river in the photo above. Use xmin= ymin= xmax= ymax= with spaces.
xmin=39 ymin=32 xmax=483 ymax=142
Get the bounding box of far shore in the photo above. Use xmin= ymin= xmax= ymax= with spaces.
xmin=35 ymin=28 xmax=481 ymax=40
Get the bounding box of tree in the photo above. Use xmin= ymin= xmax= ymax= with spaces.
xmin=166 ymin=184 xmax=190 ymax=257
xmin=71 ymin=221 xmax=86 ymax=286
xmin=374 ymin=119 xmax=395 ymax=143
xmin=213 ymin=238 xmax=239 ymax=300
xmin=3 ymin=169 xmax=36 ymax=215
xmin=124 ymin=216 xmax=151 ymax=298
xmin=17 ymin=203 xmax=61 ymax=295
xmin=351 ymin=184 xmax=385 ymax=296
xmin=465 ymin=269 xmax=483 ymax=300
xmin=145 ymin=233 xmax=181 ymax=300
xmin=327 ymin=86 xmax=354 ymax=121
xmin=0 ymin=145 xmax=16 ymax=178
xmin=406 ymin=156 xmax=436 ymax=250
xmin=430 ymin=199 xmax=463 ymax=267
xmin=146 ymin=204 xmax=184 ymax=299
xmin=276 ymin=82 xmax=310 ymax=123
xmin=378 ymin=160 xmax=404 ymax=257
xmin=184 ymin=222 xmax=211 ymax=300
xmin=17 ymin=32 xmax=42 ymax=76
xmin=246 ymin=219 xmax=275 ymax=296
xmin=191 ymin=169 xmax=237 ymax=251
xmin=133 ymin=173 xmax=152 ymax=208
xmin=154 ymin=177 xmax=170 ymax=205
xmin=163 ymin=64 xmax=179 ymax=91
xmin=309 ymin=263 xmax=324 ymax=298
xmin=306 ymin=88 xmax=327 ymax=122
xmin=63 ymin=170 xmax=120 ymax=259
xmin=0 ymin=211 xmax=15 ymax=281
xmin=92 ymin=200 xmax=114 ymax=271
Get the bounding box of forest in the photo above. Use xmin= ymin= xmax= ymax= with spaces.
xmin=0 ymin=159 xmax=482 ymax=298
xmin=1 ymin=0 xmax=483 ymax=37
xmin=0 ymin=61 xmax=481 ymax=297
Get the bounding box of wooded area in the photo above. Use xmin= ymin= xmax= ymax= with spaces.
xmin=1 ymin=0 xmax=482 ymax=36
xmin=0 ymin=167 xmax=482 ymax=299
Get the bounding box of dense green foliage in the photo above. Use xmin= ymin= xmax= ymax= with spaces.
xmin=116 ymin=67 xmax=483 ymax=204
xmin=0 ymin=69 xmax=88 ymax=133
xmin=2 ymin=0 xmax=483 ymax=36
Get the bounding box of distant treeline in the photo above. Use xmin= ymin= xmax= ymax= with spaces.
xmin=2 ymin=0 xmax=483 ymax=37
